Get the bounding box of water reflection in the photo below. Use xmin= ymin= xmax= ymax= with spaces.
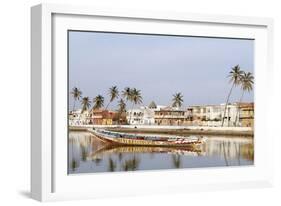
xmin=68 ymin=132 xmax=254 ymax=174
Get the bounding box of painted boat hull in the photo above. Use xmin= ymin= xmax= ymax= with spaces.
xmin=89 ymin=129 xmax=202 ymax=147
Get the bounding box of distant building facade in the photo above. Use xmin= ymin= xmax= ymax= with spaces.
xmin=126 ymin=106 xmax=156 ymax=125
xmin=68 ymin=102 xmax=254 ymax=127
xmin=91 ymin=109 xmax=117 ymax=125
xmin=69 ymin=109 xmax=92 ymax=125
xmin=239 ymin=103 xmax=254 ymax=127
xmin=154 ymin=107 xmax=186 ymax=126
xmin=186 ymin=103 xmax=253 ymax=127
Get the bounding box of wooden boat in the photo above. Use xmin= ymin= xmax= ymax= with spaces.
xmin=89 ymin=129 xmax=203 ymax=147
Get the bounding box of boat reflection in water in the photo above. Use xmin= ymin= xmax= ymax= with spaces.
xmin=68 ymin=131 xmax=254 ymax=174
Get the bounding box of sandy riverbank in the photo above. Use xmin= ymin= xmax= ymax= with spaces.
xmin=69 ymin=125 xmax=254 ymax=137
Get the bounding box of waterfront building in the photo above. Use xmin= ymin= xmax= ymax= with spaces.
xmin=69 ymin=109 xmax=93 ymax=125
xmin=238 ymin=102 xmax=254 ymax=127
xmin=91 ymin=109 xmax=117 ymax=125
xmin=154 ymin=106 xmax=186 ymax=126
xmin=126 ymin=106 xmax=155 ymax=125
xmin=186 ymin=103 xmax=243 ymax=127
xmin=69 ymin=109 xmax=83 ymax=126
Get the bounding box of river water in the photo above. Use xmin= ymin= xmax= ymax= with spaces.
xmin=68 ymin=131 xmax=254 ymax=174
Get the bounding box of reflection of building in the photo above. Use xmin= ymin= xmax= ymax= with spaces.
xmin=155 ymin=107 xmax=186 ymax=126
xmin=126 ymin=106 xmax=156 ymax=125
xmin=92 ymin=109 xmax=117 ymax=125
xmin=239 ymin=103 xmax=254 ymax=127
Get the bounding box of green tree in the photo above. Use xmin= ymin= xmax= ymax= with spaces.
xmin=92 ymin=95 xmax=104 ymax=110
xmin=235 ymin=72 xmax=254 ymax=126
xmin=81 ymin=96 xmax=91 ymax=113
xmin=221 ymin=65 xmax=243 ymax=126
xmin=105 ymin=86 xmax=119 ymax=110
xmin=129 ymin=88 xmax=143 ymax=124
xmin=117 ymin=98 xmax=126 ymax=124
xmin=122 ymin=87 xmax=132 ymax=102
xmin=172 ymin=92 xmax=184 ymax=108
xmin=70 ymin=87 xmax=82 ymax=111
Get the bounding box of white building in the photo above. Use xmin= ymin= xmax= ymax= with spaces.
xmin=187 ymin=103 xmax=239 ymax=127
xmin=69 ymin=109 xmax=92 ymax=126
xmin=126 ymin=107 xmax=155 ymax=125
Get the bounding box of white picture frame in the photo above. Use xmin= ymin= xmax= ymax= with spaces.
xmin=31 ymin=3 xmax=274 ymax=202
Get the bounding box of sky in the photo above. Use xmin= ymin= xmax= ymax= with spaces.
xmin=68 ymin=31 xmax=254 ymax=111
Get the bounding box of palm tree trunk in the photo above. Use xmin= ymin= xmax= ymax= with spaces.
xmin=105 ymin=101 xmax=111 ymax=110
xmin=221 ymin=82 xmax=234 ymax=126
xmin=234 ymin=91 xmax=244 ymax=126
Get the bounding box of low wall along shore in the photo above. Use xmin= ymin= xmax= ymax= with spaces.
xmin=69 ymin=125 xmax=254 ymax=137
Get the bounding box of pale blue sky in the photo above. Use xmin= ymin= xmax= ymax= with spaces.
xmin=69 ymin=31 xmax=254 ymax=110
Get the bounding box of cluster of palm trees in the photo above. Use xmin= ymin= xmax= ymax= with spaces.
xmin=71 ymin=86 xmax=185 ymax=122
xmin=221 ymin=65 xmax=254 ymax=126
xmin=71 ymin=86 xmax=143 ymax=122
xmin=71 ymin=64 xmax=253 ymax=127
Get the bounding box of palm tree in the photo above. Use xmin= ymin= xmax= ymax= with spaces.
xmin=117 ymin=98 xmax=126 ymax=124
xmin=118 ymin=98 xmax=126 ymax=112
xmin=70 ymin=87 xmax=82 ymax=111
xmin=221 ymin=65 xmax=243 ymax=126
xmin=129 ymin=88 xmax=143 ymax=124
xmin=105 ymin=86 xmax=119 ymax=110
xmin=122 ymin=87 xmax=132 ymax=102
xmin=92 ymin=95 xmax=104 ymax=110
xmin=172 ymin=92 xmax=184 ymax=108
xmin=81 ymin=96 xmax=91 ymax=113
xmin=234 ymin=72 xmax=254 ymax=126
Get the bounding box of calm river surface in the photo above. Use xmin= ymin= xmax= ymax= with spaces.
xmin=68 ymin=131 xmax=254 ymax=174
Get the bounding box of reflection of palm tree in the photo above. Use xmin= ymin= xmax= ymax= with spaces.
xmin=118 ymin=153 xmax=123 ymax=162
xmin=70 ymin=137 xmax=80 ymax=171
xmin=70 ymin=87 xmax=82 ymax=111
xmin=172 ymin=154 xmax=182 ymax=168
xmin=122 ymin=155 xmax=140 ymax=171
xmin=92 ymin=95 xmax=104 ymax=110
xmin=108 ymin=157 xmax=117 ymax=172
xmin=80 ymin=144 xmax=88 ymax=162
xmin=222 ymin=141 xmax=229 ymax=166
xmin=222 ymin=65 xmax=243 ymax=126
xmin=71 ymin=159 xmax=79 ymax=171
xmin=234 ymin=142 xmax=241 ymax=165
xmin=93 ymin=158 xmax=102 ymax=166
xmin=234 ymin=72 xmax=254 ymax=126
xmin=105 ymin=86 xmax=119 ymax=110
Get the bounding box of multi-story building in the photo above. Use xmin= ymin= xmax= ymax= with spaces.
xmin=91 ymin=109 xmax=117 ymax=125
xmin=126 ymin=106 xmax=156 ymax=125
xmin=69 ymin=109 xmax=92 ymax=125
xmin=239 ymin=103 xmax=254 ymax=127
xmin=154 ymin=107 xmax=186 ymax=126
xmin=69 ymin=109 xmax=83 ymax=126
xmin=186 ymin=103 xmax=242 ymax=127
